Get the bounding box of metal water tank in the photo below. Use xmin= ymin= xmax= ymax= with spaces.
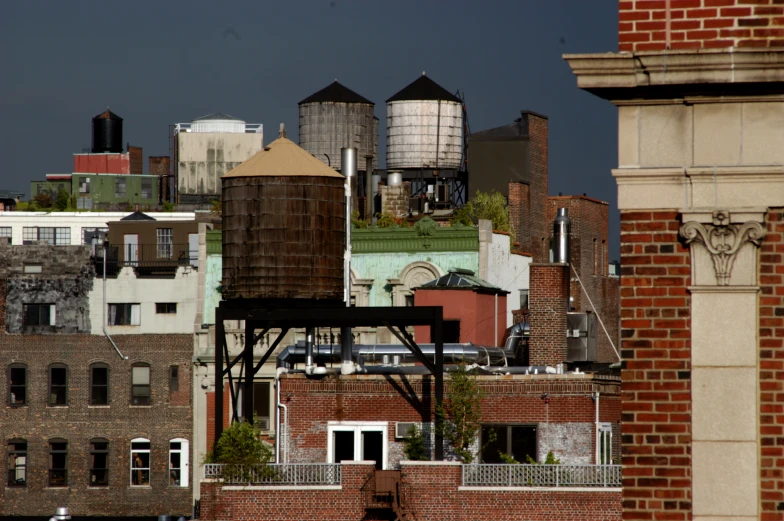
xmin=190 ymin=112 xmax=246 ymax=133
xmin=386 ymin=73 xmax=463 ymax=170
xmin=387 ymin=172 xmax=403 ymax=186
xmin=91 ymin=109 xmax=123 ymax=153
xmin=221 ymin=135 xmax=346 ymax=301
xmin=298 ymin=81 xmax=378 ymax=172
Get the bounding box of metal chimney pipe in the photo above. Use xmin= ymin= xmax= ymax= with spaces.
xmin=304 ymin=327 xmax=315 ymax=374
xmin=341 ymin=148 xmax=357 ymax=374
xmin=553 ymin=208 xmax=571 ymax=265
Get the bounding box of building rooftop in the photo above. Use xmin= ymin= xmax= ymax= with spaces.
xmin=299 ymin=81 xmax=374 ymax=105
xmin=417 ymin=267 xmax=509 ymax=294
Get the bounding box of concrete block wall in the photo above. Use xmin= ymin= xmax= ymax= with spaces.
xmin=619 ymin=0 xmax=784 ymax=52
xmin=380 ymin=184 xmax=409 ymax=218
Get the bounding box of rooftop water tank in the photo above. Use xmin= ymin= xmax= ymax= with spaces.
xmin=298 ymin=81 xmax=378 ymax=172
xmin=386 ymin=73 xmax=463 ymax=170
xmin=190 ymin=112 xmax=246 ymax=133
xmin=91 ymin=109 xmax=123 ymax=153
xmin=221 ymin=135 xmax=346 ymax=301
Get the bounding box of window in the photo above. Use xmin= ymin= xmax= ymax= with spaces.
xmin=443 ymin=320 xmax=460 ymax=343
xmin=169 ymin=366 xmax=179 ymax=393
xmin=8 ymin=365 xmax=27 ymax=406
xmin=7 ymin=439 xmax=27 ymax=487
xmin=49 ymin=439 xmax=68 ymax=487
xmin=598 ymin=423 xmax=613 ymax=464
xmin=169 ymin=439 xmax=189 ymax=487
xmin=481 ymin=425 xmax=537 ymax=464
xmin=89 ymin=439 xmax=109 ymax=487
xmin=23 ymin=304 xmax=55 ymax=326
xmin=327 ymin=422 xmax=388 ymax=470
xmin=156 ymin=303 xmax=177 ymax=314
xmin=82 ymin=227 xmax=108 ymax=245
xmin=49 ymin=364 xmax=68 ymax=406
xmin=234 ymin=381 xmax=271 ymax=430
xmin=22 ymin=227 xmax=70 ymax=245
xmin=79 ymin=177 xmax=90 ymax=194
xmin=131 ymin=364 xmax=151 ymax=405
xmin=115 ymin=177 xmax=126 ymax=198
xmin=131 ymin=438 xmax=150 ymax=486
xmin=404 ymin=295 xmax=414 ymax=307
xmin=108 ymin=303 xmax=140 ymax=326
xmin=23 ymin=264 xmax=42 ymax=274
xmin=141 ymin=178 xmax=152 ymax=199
xmin=349 ymin=295 xmax=356 ymax=307
xmin=157 ymin=228 xmax=173 ymax=259
xmin=0 ymin=227 xmax=11 ymax=244
xmin=90 ymin=364 xmax=109 ymax=405
xmin=519 ymin=289 xmax=529 ymax=309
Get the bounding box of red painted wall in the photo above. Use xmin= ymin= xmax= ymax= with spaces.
xmin=414 ymin=289 xmax=507 ymax=346
xmin=73 ymin=153 xmax=130 ymax=174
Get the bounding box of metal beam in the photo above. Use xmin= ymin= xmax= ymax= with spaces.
xmin=214 ymin=310 xmax=225 ymax=447
xmin=384 ymin=322 xmax=436 ymax=374
xmin=242 ymin=320 xmax=255 ymax=423
xmin=433 ymin=310 xmax=444 ymax=461
xmin=253 ymin=328 xmax=289 ymax=375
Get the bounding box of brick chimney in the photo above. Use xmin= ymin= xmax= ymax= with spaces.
xmin=527 ymin=263 xmax=569 ymax=366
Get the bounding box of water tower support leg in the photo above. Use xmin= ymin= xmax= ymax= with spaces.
xmin=214 ymin=311 xmax=225 ymax=448
xmin=243 ymin=320 xmax=255 ymax=423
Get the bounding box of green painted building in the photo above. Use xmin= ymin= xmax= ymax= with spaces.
xmin=31 ymin=174 xmax=159 ymax=210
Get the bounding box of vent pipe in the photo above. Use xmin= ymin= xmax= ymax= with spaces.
xmin=341 ymin=148 xmax=358 ymax=375
xmin=554 ymin=208 xmax=571 ymax=264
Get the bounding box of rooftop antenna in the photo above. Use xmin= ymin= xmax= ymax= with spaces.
xmin=279 ymin=123 xmax=287 ymax=138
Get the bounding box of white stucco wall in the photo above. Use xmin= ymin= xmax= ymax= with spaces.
xmin=0 ymin=211 xmax=195 ymax=245
xmin=486 ymin=232 xmax=532 ymax=327
xmin=88 ymin=266 xmax=198 ymax=334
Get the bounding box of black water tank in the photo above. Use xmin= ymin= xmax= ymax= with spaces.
xmin=92 ymin=109 xmax=123 ymax=153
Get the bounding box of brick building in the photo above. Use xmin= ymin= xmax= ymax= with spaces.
xmin=0 ymin=239 xmax=195 ymax=518
xmin=566 ymin=1 xmax=784 ymax=519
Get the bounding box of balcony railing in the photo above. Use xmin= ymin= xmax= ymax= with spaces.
xmin=461 ymin=464 xmax=621 ymax=488
xmin=95 ymin=244 xmax=198 ymax=278
xmin=203 ymin=463 xmax=341 ymax=486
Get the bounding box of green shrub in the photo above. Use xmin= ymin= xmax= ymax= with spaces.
xmin=203 ymin=418 xmax=276 ymax=483
xmin=402 ymin=425 xmax=428 ymax=461
xmin=451 ymin=190 xmax=512 ymax=234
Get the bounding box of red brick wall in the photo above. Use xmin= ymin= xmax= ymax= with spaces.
xmin=619 ymin=0 xmax=784 ymax=52
xmin=128 ymin=145 xmax=143 ymax=175
xmin=0 ymin=334 xmax=193 ymax=518
xmin=528 ymin=264 xmax=569 ymax=366
xmin=509 ymin=182 xmax=531 ymax=257
xmin=206 ymin=383 xmax=231 ymax=450
xmin=547 ymin=196 xmax=620 ymax=363
xmin=149 ymin=156 xmax=170 ymax=176
xmin=414 ymin=289 xmax=507 ymax=346
xmin=759 ymin=208 xmax=784 ymax=518
xmin=619 ymin=210 xmax=692 ymax=521
xmin=199 ymin=462 xmax=622 ymax=521
xmin=527 ymin=113 xmax=549 ymax=263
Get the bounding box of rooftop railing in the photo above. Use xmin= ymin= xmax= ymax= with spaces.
xmin=461 ymin=464 xmax=621 ymax=488
xmin=203 ymin=463 xmax=341 ymax=486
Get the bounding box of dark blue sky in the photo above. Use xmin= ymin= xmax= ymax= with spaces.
xmin=0 ymin=1 xmax=619 ymax=257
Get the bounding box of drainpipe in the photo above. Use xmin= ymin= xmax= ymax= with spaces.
xmin=102 ymin=240 xmax=127 ymax=360
xmin=494 ymin=293 xmax=498 ymax=346
xmin=594 ymin=391 xmax=600 ymax=464
xmin=276 ymin=367 xmax=288 ymax=464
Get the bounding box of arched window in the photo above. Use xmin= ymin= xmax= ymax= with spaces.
xmin=89 ymin=363 xmax=110 ymax=405
xmin=49 ymin=438 xmax=68 ymax=487
xmin=130 ymin=437 xmax=150 ymax=486
xmin=389 ymin=262 xmax=443 ymax=307
xmin=8 ymin=364 xmax=27 ymax=406
xmin=169 ymin=438 xmax=189 ymax=488
xmin=131 ymin=364 xmax=151 ymax=405
xmin=7 ymin=439 xmax=27 ymax=487
xmin=89 ymin=438 xmax=109 ymax=487
xmin=48 ymin=363 xmax=68 ymax=406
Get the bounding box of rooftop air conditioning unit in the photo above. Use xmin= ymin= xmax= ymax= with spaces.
xmin=395 ymin=422 xmax=420 ymax=439
xmin=566 ymin=312 xmax=598 ymax=362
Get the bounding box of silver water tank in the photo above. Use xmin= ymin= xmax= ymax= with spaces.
xmin=554 ymin=208 xmax=571 ymax=264
xmin=387 ymin=172 xmax=403 ymax=186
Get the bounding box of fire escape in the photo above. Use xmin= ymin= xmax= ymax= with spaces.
xmin=362 ymin=470 xmax=415 ymax=521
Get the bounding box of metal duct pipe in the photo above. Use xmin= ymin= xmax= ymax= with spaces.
xmin=341 ymin=148 xmax=357 ymax=309
xmin=553 ymin=208 xmax=571 ymax=264
xmin=277 ymin=343 xmax=509 ymax=370
xmin=304 ymin=327 xmax=315 ymax=374
xmin=340 ymin=327 xmax=354 ymax=375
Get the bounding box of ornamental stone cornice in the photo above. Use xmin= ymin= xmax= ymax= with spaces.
xmin=352 ymin=223 xmax=479 ymax=254
xmin=679 ymin=210 xmax=766 ymax=287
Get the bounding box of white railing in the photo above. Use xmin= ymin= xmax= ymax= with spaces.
xmin=461 ymin=464 xmax=621 ymax=488
xmin=173 ymin=123 xmax=263 ymax=134
xmin=203 ymin=463 xmax=341 ymax=486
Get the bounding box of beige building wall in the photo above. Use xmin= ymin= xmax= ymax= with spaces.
xmin=177 ymin=132 xmax=264 ymax=196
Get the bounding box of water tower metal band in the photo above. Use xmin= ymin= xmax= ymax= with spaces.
xmin=213 ymin=301 xmax=447 ymax=460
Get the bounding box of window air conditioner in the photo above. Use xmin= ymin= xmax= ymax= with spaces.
xmin=395 ymin=422 xmax=419 ymax=439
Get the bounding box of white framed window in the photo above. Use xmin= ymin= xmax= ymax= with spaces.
xmin=22 ymin=227 xmax=70 ymax=245
xmin=169 ymin=438 xmax=189 ymax=487
xmin=108 ymin=303 xmax=140 ymax=326
xmin=157 ymin=228 xmax=173 ymax=259
xmin=327 ymin=421 xmax=388 ymax=470
xmin=141 ymin=178 xmax=152 ymax=199
xmin=79 ymin=177 xmax=90 ymax=194
xmin=598 ymin=423 xmax=613 ymax=464
xmin=130 ymin=438 xmax=150 ymax=486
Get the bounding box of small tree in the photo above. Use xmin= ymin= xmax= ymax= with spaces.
xmin=33 ymin=193 xmax=52 ymax=209
xmin=436 ymin=364 xmax=492 ymax=463
xmin=451 ymin=190 xmax=512 ymax=234
xmin=203 ymin=418 xmax=275 ymax=482
xmin=162 ymin=201 xmax=175 ymax=212
xmin=402 ymin=425 xmax=428 ymax=461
